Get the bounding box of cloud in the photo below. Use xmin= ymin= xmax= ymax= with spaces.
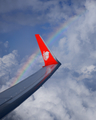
xmin=4 ymin=75 xmax=96 ymax=120
xmin=0 ymin=0 xmax=86 ymax=32
xmin=1 ymin=0 xmax=96 ymax=120
xmin=0 ymin=41 xmax=9 ymax=57
xmin=0 ymin=0 xmax=85 ymax=14
xmin=0 ymin=50 xmax=18 ymax=92
xmin=4 ymin=41 xmax=8 ymax=48
xmin=53 ymin=0 xmax=96 ymax=69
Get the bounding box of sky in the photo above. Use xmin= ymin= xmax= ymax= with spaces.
xmin=1 ymin=0 xmax=96 ymax=120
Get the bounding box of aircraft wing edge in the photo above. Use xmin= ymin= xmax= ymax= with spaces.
xmin=0 ymin=34 xmax=61 ymax=119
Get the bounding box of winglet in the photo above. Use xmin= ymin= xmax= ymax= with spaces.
xmin=35 ymin=34 xmax=58 ymax=66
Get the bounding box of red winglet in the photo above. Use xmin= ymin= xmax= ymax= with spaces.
xmin=35 ymin=34 xmax=58 ymax=66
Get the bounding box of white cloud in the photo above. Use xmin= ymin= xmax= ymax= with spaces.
xmin=4 ymin=41 xmax=8 ymax=48
xmin=0 ymin=0 xmax=86 ymax=32
xmin=6 ymin=76 xmax=96 ymax=120
xmin=59 ymin=37 xmax=67 ymax=49
xmin=0 ymin=50 xmax=18 ymax=92
xmin=53 ymin=0 xmax=96 ymax=70
xmin=0 ymin=41 xmax=9 ymax=56
xmin=2 ymin=0 xmax=96 ymax=120
xmin=81 ymin=65 xmax=96 ymax=74
xmin=0 ymin=50 xmax=18 ymax=67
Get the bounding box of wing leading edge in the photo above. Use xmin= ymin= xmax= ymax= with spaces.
xmin=0 ymin=34 xmax=61 ymax=119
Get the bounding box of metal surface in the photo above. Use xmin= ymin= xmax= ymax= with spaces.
xmin=0 ymin=34 xmax=61 ymax=119
xmin=0 ymin=63 xmax=61 ymax=119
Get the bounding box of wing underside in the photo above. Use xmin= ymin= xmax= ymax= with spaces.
xmin=0 ymin=34 xmax=61 ymax=119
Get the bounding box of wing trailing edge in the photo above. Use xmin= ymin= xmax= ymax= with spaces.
xmin=0 ymin=34 xmax=61 ymax=119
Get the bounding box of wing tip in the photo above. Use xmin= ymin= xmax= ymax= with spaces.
xmin=35 ymin=34 xmax=61 ymax=66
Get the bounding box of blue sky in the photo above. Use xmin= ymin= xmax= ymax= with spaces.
xmin=1 ymin=0 xmax=96 ymax=120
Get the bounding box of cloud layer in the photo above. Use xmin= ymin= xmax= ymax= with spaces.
xmin=0 ymin=0 xmax=86 ymax=32
xmin=1 ymin=0 xmax=96 ymax=120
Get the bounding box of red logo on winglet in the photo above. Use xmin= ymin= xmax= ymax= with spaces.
xmin=35 ymin=34 xmax=58 ymax=66
xmin=43 ymin=51 xmax=49 ymax=61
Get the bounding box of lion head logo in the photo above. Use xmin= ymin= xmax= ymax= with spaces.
xmin=43 ymin=51 xmax=49 ymax=61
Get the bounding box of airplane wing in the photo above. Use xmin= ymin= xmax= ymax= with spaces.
xmin=0 ymin=34 xmax=61 ymax=119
